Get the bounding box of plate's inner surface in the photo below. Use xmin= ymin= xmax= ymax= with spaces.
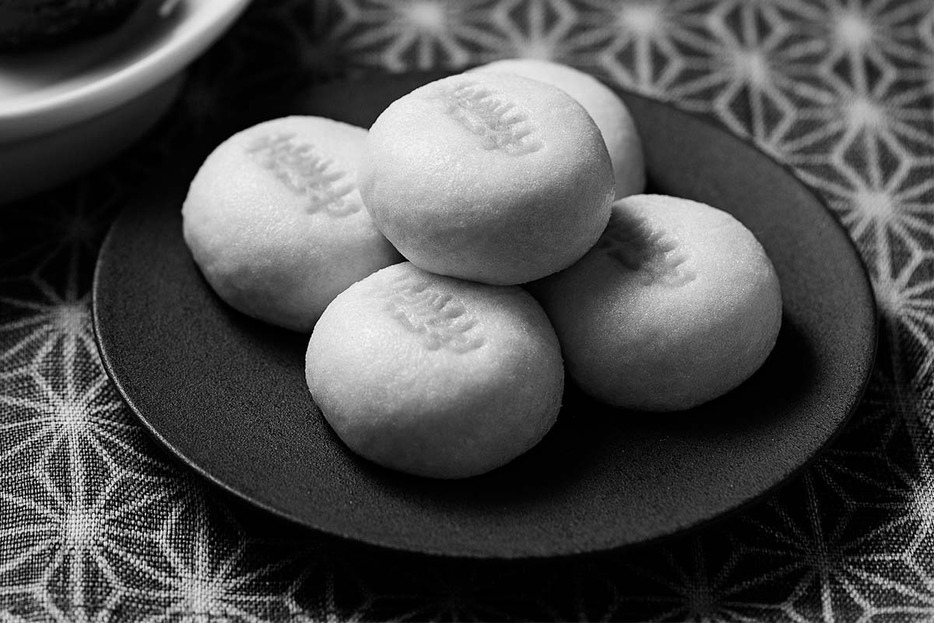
xmin=93 ymin=73 xmax=876 ymax=558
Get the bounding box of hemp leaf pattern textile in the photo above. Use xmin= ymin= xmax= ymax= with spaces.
xmin=2 ymin=0 xmax=934 ymax=621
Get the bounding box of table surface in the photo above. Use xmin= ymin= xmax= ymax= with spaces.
xmin=2 ymin=1 xmax=933 ymax=621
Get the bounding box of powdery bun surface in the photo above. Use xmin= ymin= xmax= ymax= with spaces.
xmin=359 ymin=72 xmax=614 ymax=286
xmin=183 ymin=116 xmax=402 ymax=332
xmin=471 ymin=58 xmax=645 ymax=199
xmin=529 ymin=194 xmax=782 ymax=411
xmin=306 ymin=262 xmax=564 ymax=479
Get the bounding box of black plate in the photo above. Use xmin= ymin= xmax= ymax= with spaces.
xmin=93 ymin=72 xmax=877 ymax=558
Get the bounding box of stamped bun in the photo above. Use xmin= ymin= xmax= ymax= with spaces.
xmin=306 ymin=262 xmax=564 ymax=479
xmin=529 ymin=194 xmax=782 ymax=411
xmin=359 ymin=72 xmax=614 ymax=286
xmin=183 ymin=116 xmax=402 ymax=332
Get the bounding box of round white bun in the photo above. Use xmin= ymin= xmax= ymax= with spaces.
xmin=529 ymin=194 xmax=782 ymax=411
xmin=306 ymin=262 xmax=564 ymax=479
xmin=359 ymin=72 xmax=614 ymax=286
xmin=183 ymin=116 xmax=402 ymax=332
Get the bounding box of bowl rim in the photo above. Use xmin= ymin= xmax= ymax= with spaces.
xmin=0 ymin=0 xmax=251 ymax=141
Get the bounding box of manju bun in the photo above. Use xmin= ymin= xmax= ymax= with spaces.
xmin=529 ymin=194 xmax=782 ymax=411
xmin=183 ymin=116 xmax=402 ymax=332
xmin=306 ymin=262 xmax=564 ymax=479
xmin=359 ymin=72 xmax=614 ymax=286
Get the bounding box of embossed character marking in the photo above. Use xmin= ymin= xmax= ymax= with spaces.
xmin=597 ymin=209 xmax=696 ymax=286
xmin=440 ymin=81 xmax=543 ymax=155
xmin=384 ymin=275 xmax=484 ymax=353
xmin=247 ymin=133 xmax=361 ymax=216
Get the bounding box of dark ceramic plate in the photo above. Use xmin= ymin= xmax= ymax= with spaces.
xmin=93 ymin=72 xmax=877 ymax=558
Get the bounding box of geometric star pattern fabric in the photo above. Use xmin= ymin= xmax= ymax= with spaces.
xmin=1 ymin=0 xmax=933 ymax=620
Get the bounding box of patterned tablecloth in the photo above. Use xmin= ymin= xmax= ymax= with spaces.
xmin=2 ymin=1 xmax=934 ymax=621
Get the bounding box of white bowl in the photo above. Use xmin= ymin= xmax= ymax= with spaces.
xmin=0 ymin=0 xmax=251 ymax=204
